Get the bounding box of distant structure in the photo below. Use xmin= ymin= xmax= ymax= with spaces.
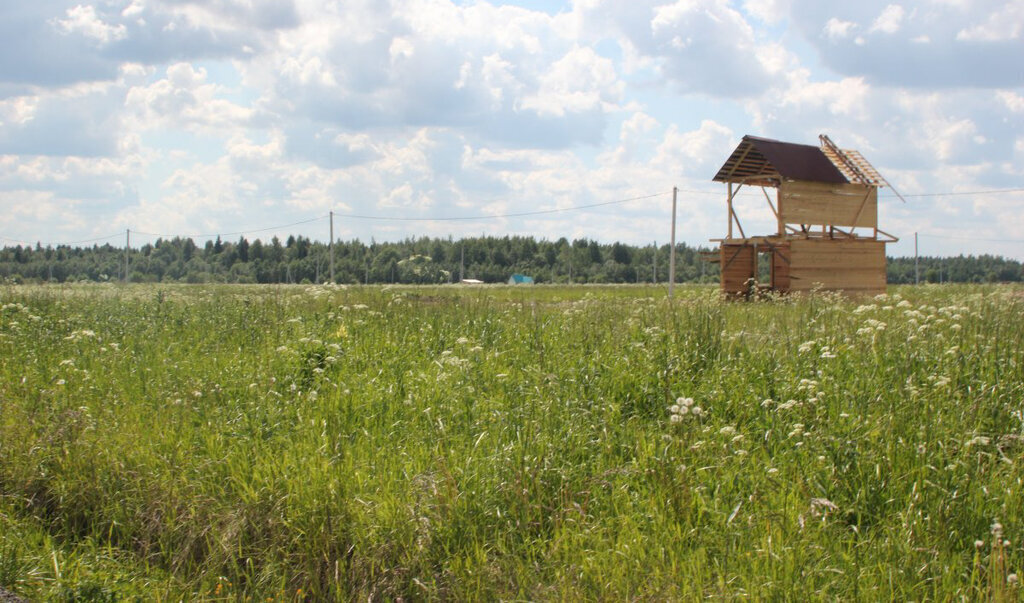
xmin=707 ymin=134 xmax=901 ymax=297
xmin=459 ymin=278 xmax=484 ymax=285
xmin=508 ymin=274 xmax=534 ymax=285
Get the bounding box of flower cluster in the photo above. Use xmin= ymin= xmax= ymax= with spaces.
xmin=668 ymin=397 xmax=703 ymax=423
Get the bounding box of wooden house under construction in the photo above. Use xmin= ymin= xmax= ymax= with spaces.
xmin=708 ymin=134 xmax=900 ymax=296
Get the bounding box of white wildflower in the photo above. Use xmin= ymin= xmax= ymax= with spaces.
xmin=810 ymin=497 xmax=839 ymax=517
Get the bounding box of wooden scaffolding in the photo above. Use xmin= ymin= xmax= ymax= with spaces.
xmin=708 ymin=134 xmax=900 ymax=297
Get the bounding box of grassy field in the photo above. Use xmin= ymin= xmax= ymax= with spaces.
xmin=1 ymin=282 xmax=1022 ymax=600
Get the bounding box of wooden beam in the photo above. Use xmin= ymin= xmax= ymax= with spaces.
xmin=849 ymin=188 xmax=874 ymax=231
xmin=724 ymin=142 xmax=754 ymax=180
xmin=727 ymin=183 xmax=733 ymax=238
xmin=730 ymin=206 xmax=746 ymax=239
xmin=875 ymin=228 xmax=899 ymax=242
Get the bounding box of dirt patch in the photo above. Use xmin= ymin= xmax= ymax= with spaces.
xmin=0 ymin=587 xmax=26 ymax=603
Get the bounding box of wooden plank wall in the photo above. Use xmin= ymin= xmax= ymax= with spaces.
xmin=720 ymin=244 xmax=755 ymax=295
xmin=771 ymin=243 xmax=790 ymax=291
xmin=779 ymin=180 xmax=877 ymax=228
xmin=787 ymin=239 xmax=886 ymax=295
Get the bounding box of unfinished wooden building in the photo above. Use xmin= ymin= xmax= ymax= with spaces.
xmin=708 ymin=134 xmax=900 ymax=296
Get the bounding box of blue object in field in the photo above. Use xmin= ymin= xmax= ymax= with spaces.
xmin=508 ymin=274 xmax=534 ymax=285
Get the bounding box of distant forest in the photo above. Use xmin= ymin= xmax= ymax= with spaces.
xmin=0 ymin=235 xmax=1020 ymax=285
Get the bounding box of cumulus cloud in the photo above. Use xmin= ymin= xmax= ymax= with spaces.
xmin=743 ymin=0 xmax=792 ymax=25
xmin=868 ymin=4 xmax=905 ymax=34
xmin=0 ymin=82 xmax=126 ymax=157
xmin=824 ymin=17 xmax=857 ymax=40
xmin=243 ymin=0 xmax=622 ymax=150
xmin=577 ymin=0 xmax=784 ymax=97
xmin=956 ymin=1 xmax=1024 ymax=41
xmin=125 ymin=62 xmax=253 ymax=134
xmin=793 ymin=0 xmax=1024 ymax=88
xmin=54 ymin=4 xmax=127 ymax=44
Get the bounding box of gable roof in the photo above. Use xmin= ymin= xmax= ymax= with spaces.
xmin=713 ymin=135 xmax=849 ymax=186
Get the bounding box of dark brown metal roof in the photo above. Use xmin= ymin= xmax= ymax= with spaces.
xmin=713 ymin=135 xmax=849 ymax=186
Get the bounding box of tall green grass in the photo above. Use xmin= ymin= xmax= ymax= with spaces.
xmin=1 ymin=283 xmax=1022 ymax=599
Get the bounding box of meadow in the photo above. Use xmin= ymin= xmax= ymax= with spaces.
xmin=0 ymin=282 xmax=1022 ymax=600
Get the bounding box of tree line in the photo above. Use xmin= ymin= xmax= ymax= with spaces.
xmin=0 ymin=235 xmax=1020 ymax=285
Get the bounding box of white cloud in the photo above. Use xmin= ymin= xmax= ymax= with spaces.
xmin=998 ymin=90 xmax=1024 ymax=112
xmin=743 ymin=0 xmax=792 ymax=25
xmin=788 ymin=0 xmax=1024 ymax=88
xmin=652 ymin=120 xmax=735 ymax=178
xmin=779 ymin=71 xmax=870 ymax=118
xmin=520 ymin=46 xmax=622 ymax=117
xmin=869 ymin=4 xmax=905 ymax=34
xmin=125 ymin=62 xmax=253 ymax=134
xmin=823 ymin=17 xmax=856 ymax=40
xmin=55 ymin=4 xmax=127 ymax=44
xmin=956 ymin=1 xmax=1024 ymax=41
xmin=575 ymin=0 xmax=783 ymax=97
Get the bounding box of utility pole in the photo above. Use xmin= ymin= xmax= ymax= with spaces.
xmin=652 ymin=240 xmax=657 ymax=284
xmin=329 ymin=211 xmax=335 ymax=284
xmin=460 ymin=245 xmax=465 ymax=281
xmin=124 ymin=229 xmax=130 ymax=283
xmin=914 ymin=232 xmax=919 ymax=285
xmin=669 ymin=187 xmax=678 ymax=299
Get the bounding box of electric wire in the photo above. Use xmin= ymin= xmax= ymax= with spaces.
xmin=2 ymin=187 xmax=1023 ymax=249
xmin=331 ymin=191 xmax=669 ymax=221
xmin=132 ymin=216 xmax=329 ymax=240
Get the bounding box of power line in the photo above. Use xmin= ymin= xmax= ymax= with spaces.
xmin=0 ymin=232 xmax=123 ymax=247
xmin=896 ymin=188 xmax=1024 ymax=198
xmin=0 ymin=192 xmax=668 ymax=249
xmin=712 ymin=186 xmax=1024 ymax=199
xmin=918 ymin=233 xmax=1024 ymax=243
xmin=331 ymin=191 xmax=670 ymax=221
xmin=133 ymin=215 xmax=329 ymax=240
xmin=3 ymin=186 xmax=1022 ymax=250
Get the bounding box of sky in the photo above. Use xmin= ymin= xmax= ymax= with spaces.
xmin=0 ymin=0 xmax=1022 ymax=260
